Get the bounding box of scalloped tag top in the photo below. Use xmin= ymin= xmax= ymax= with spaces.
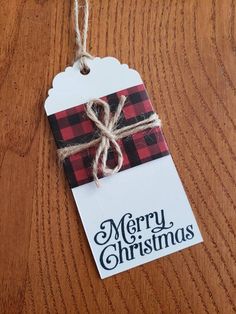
xmin=45 ymin=57 xmax=203 ymax=279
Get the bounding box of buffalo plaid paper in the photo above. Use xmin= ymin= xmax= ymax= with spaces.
xmin=48 ymin=84 xmax=169 ymax=188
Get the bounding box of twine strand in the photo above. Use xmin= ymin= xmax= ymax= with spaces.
xmin=74 ymin=0 xmax=93 ymax=70
xmin=58 ymin=97 xmax=161 ymax=186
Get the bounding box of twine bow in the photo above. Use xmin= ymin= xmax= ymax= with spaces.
xmin=58 ymin=96 xmax=161 ymax=187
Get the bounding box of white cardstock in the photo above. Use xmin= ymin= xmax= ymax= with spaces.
xmin=45 ymin=57 xmax=203 ymax=279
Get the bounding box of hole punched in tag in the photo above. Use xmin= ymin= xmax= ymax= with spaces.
xmin=74 ymin=0 xmax=93 ymax=75
xmin=80 ymin=64 xmax=90 ymax=75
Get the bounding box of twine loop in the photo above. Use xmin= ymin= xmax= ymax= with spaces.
xmin=74 ymin=0 xmax=94 ymax=71
xmin=58 ymin=96 xmax=161 ymax=187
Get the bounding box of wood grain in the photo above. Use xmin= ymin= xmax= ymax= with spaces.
xmin=0 ymin=0 xmax=235 ymax=313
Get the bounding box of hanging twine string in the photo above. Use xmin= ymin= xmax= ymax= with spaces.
xmin=58 ymin=96 xmax=161 ymax=186
xmin=74 ymin=0 xmax=93 ymax=71
xmin=69 ymin=0 xmax=161 ymax=186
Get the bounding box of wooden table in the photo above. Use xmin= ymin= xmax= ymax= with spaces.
xmin=0 ymin=0 xmax=235 ymax=313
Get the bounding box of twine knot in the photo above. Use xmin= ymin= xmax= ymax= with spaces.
xmin=58 ymin=96 xmax=161 ymax=187
xmin=75 ymin=51 xmax=94 ymax=72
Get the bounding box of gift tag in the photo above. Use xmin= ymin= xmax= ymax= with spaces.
xmin=45 ymin=56 xmax=203 ymax=279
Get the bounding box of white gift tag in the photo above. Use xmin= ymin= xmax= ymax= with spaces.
xmin=45 ymin=57 xmax=203 ymax=279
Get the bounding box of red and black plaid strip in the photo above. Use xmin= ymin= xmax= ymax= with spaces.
xmin=48 ymin=84 xmax=169 ymax=188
